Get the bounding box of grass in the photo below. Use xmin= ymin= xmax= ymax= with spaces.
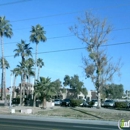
xmin=36 ymin=107 xmax=130 ymax=121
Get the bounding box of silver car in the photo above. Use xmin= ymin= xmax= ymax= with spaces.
xmin=104 ymin=100 xmax=115 ymax=107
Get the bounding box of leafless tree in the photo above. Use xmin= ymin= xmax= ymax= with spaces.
xmin=70 ymin=12 xmax=121 ymax=108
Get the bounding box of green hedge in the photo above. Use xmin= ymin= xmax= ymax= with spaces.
xmin=88 ymin=101 xmax=94 ymax=107
xmin=70 ymin=99 xmax=83 ymax=107
xmin=115 ymin=102 xmax=128 ymax=108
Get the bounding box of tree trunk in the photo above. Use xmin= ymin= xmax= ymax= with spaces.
xmin=1 ymin=72 xmax=3 ymax=100
xmin=97 ymin=90 xmax=101 ymax=108
xmin=33 ymin=94 xmax=37 ymax=107
xmin=4 ymin=68 xmax=7 ymax=105
xmin=20 ymin=82 xmax=23 ymax=106
xmin=43 ymin=97 xmax=46 ymax=109
xmin=37 ymin=66 xmax=40 ymax=81
xmin=35 ymin=43 xmax=38 ymax=81
xmin=0 ymin=36 xmax=7 ymax=105
xmin=12 ymin=76 xmax=16 ymax=98
xmin=22 ymin=74 xmax=26 ymax=105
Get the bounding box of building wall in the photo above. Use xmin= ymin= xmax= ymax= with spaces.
xmin=60 ymin=89 xmax=87 ymax=100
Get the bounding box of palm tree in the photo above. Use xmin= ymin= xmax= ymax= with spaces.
xmin=14 ymin=40 xmax=33 ymax=104
xmin=13 ymin=63 xmax=23 ymax=105
xmin=33 ymin=84 xmax=41 ymax=107
xmin=0 ymin=58 xmax=10 ymax=69
xmin=24 ymin=58 xmax=35 ymax=82
xmin=0 ymin=57 xmax=10 ymax=100
xmin=14 ymin=40 xmax=32 ymax=63
xmin=24 ymin=59 xmax=35 ymax=98
xmin=37 ymin=58 xmax=44 ymax=80
xmin=34 ymin=77 xmax=56 ymax=108
xmin=0 ymin=16 xmax=13 ymax=104
xmin=30 ymin=24 xmax=46 ymax=80
xmin=11 ymin=68 xmax=22 ymax=98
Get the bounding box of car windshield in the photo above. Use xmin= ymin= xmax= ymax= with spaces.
xmin=92 ymin=100 xmax=97 ymax=102
xmin=55 ymin=100 xmax=60 ymax=101
xmin=105 ymin=100 xmax=114 ymax=103
xmin=64 ymin=99 xmax=70 ymax=101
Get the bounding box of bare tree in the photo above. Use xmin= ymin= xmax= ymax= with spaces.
xmin=70 ymin=12 xmax=121 ymax=108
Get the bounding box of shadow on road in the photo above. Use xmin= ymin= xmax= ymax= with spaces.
xmin=70 ymin=107 xmax=103 ymax=119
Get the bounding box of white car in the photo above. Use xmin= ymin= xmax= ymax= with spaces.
xmin=54 ymin=99 xmax=62 ymax=106
xmin=80 ymin=101 xmax=89 ymax=107
xmin=91 ymin=99 xmax=98 ymax=107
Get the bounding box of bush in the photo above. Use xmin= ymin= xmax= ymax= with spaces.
xmin=12 ymin=98 xmax=20 ymax=104
xmin=88 ymin=101 xmax=94 ymax=106
xmin=70 ymin=99 xmax=83 ymax=107
xmin=87 ymin=100 xmax=98 ymax=107
xmin=115 ymin=102 xmax=128 ymax=108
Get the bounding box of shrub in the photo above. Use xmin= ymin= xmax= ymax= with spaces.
xmin=12 ymin=98 xmax=20 ymax=104
xmin=115 ymin=102 xmax=128 ymax=108
xmin=88 ymin=101 xmax=94 ymax=106
xmin=70 ymin=99 xmax=83 ymax=107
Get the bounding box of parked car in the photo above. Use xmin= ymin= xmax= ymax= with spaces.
xmin=104 ymin=100 xmax=115 ymax=107
xmin=80 ymin=100 xmax=89 ymax=107
xmin=91 ymin=99 xmax=98 ymax=107
xmin=61 ymin=99 xmax=70 ymax=106
xmin=54 ymin=99 xmax=62 ymax=106
xmin=12 ymin=98 xmax=20 ymax=105
xmin=101 ymin=101 xmax=105 ymax=107
xmin=25 ymin=98 xmax=33 ymax=106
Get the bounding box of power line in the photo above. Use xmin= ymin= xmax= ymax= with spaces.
xmin=12 ymin=21 xmax=130 ymax=32
xmin=13 ymin=21 xmax=75 ymax=31
xmin=10 ymin=3 xmax=130 ymax=23
xmin=4 ymin=41 xmax=130 ymax=58
xmin=0 ymin=0 xmax=32 ymax=6
xmin=3 ymin=26 xmax=130 ymax=45
xmin=4 ymin=34 xmax=75 ymax=45
xmin=11 ymin=11 xmax=82 ymax=23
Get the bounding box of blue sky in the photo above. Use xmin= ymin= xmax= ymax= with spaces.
xmin=0 ymin=0 xmax=130 ymax=91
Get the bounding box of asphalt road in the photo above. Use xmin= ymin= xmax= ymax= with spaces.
xmin=0 ymin=118 xmax=120 ymax=130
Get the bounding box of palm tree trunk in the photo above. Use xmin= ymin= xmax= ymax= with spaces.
xmin=1 ymin=72 xmax=3 ymax=99
xmin=20 ymin=82 xmax=22 ymax=106
xmin=43 ymin=97 xmax=46 ymax=109
xmin=35 ymin=43 xmax=38 ymax=81
xmin=0 ymin=36 xmax=7 ymax=105
xmin=12 ymin=76 xmax=16 ymax=98
xmin=20 ymin=75 xmax=23 ymax=106
xmin=37 ymin=66 xmax=40 ymax=81
xmin=22 ymin=74 xmax=26 ymax=105
xmin=33 ymin=94 xmax=37 ymax=107
xmin=5 ymin=69 xmax=7 ymax=105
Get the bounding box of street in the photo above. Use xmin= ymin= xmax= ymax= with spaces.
xmin=0 ymin=118 xmax=120 ymax=130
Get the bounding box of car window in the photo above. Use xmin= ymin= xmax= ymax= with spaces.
xmin=105 ymin=100 xmax=114 ymax=102
xmin=55 ymin=100 xmax=60 ymax=101
xmin=64 ymin=99 xmax=70 ymax=101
